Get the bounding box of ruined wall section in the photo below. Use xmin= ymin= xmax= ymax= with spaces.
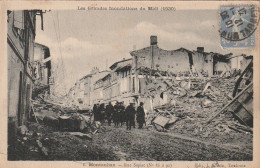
xmin=192 ymin=52 xmax=205 ymax=73
xmin=204 ymin=53 xmax=214 ymax=76
xmin=155 ymin=48 xmax=190 ymax=73
xmin=192 ymin=52 xmax=214 ymax=76
xmin=132 ymin=47 xmax=192 ymax=74
xmin=132 ymin=47 xmax=152 ymax=70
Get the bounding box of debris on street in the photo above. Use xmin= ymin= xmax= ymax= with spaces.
xmin=7 ymin=11 xmax=254 ymax=161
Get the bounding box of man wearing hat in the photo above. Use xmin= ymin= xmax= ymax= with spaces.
xmin=125 ymin=103 xmax=136 ymax=130
xmin=113 ymin=101 xmax=120 ymax=127
xmin=105 ymin=102 xmax=114 ymax=126
xmin=136 ymin=102 xmax=145 ymax=129
xmin=119 ymin=102 xmax=126 ymax=127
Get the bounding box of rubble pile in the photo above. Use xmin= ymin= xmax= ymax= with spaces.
xmin=142 ymin=69 xmax=252 ymax=138
xmin=9 ymin=122 xmax=117 ymax=160
xmin=29 ymin=83 xmax=107 ymax=145
xmin=186 ymin=77 xmax=237 ymax=110
xmin=32 ymin=97 xmax=105 ymax=135
xmin=9 ymin=91 xmax=109 ymax=159
xmin=32 ymin=83 xmax=49 ymax=99
xmin=139 ymin=67 xmax=169 ymax=76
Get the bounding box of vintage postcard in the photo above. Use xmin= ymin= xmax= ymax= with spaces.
xmin=0 ymin=1 xmax=259 ymax=168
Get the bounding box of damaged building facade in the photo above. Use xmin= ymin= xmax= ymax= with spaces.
xmin=130 ymin=36 xmax=232 ymax=77
xmin=97 ymin=58 xmax=135 ymax=105
xmin=33 ymin=43 xmax=52 ymax=86
xmin=33 ymin=43 xmax=52 ymax=97
xmin=70 ymin=36 xmax=251 ymax=111
xmin=7 ymin=10 xmax=44 ymax=143
xmin=69 ymin=67 xmax=110 ymax=109
xmin=128 ymin=36 xmax=234 ymax=111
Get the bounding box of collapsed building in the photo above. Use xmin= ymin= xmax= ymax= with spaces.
xmin=126 ymin=36 xmax=233 ymax=110
xmin=130 ymin=36 xmax=232 ymax=77
xmin=69 ymin=36 xmax=253 ymax=128
xmin=70 ymin=36 xmax=235 ymax=108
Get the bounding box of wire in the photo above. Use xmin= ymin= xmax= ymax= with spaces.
xmin=50 ymin=11 xmax=67 ymax=97
xmin=56 ymin=11 xmax=67 ymax=96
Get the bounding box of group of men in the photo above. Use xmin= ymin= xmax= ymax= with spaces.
xmin=92 ymin=101 xmax=145 ymax=130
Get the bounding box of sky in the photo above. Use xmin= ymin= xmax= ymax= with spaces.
xmin=35 ymin=9 xmax=253 ymax=94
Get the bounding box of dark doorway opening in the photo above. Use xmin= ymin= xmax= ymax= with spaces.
xmin=18 ymin=72 xmax=23 ymax=126
xmin=26 ymin=84 xmax=31 ymax=120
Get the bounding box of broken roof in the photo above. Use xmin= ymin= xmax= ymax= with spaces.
xmin=207 ymin=52 xmax=233 ymax=62
xmin=115 ymin=64 xmax=131 ymax=72
xmin=227 ymin=54 xmax=252 ymax=60
xmin=130 ymin=46 xmax=193 ymax=57
xmin=109 ymin=58 xmax=132 ymax=70
xmin=114 ymin=60 xmax=132 ymax=72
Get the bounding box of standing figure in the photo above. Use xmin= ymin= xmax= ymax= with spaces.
xmin=113 ymin=101 xmax=120 ymax=127
xmin=93 ymin=104 xmax=99 ymax=121
xmin=132 ymin=103 xmax=136 ymax=128
xmin=119 ymin=102 xmax=126 ymax=127
xmin=125 ymin=103 xmax=136 ymax=130
xmin=96 ymin=104 xmax=101 ymax=122
xmin=99 ymin=103 xmax=105 ymax=123
xmin=105 ymin=102 xmax=114 ymax=126
xmin=136 ymin=102 xmax=145 ymax=129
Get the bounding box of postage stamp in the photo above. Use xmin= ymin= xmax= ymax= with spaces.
xmin=220 ymin=5 xmax=259 ymax=48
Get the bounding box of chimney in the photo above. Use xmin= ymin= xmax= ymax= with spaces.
xmin=150 ymin=36 xmax=157 ymax=69
xmin=197 ymin=47 xmax=204 ymax=53
xmin=150 ymin=36 xmax=157 ymax=46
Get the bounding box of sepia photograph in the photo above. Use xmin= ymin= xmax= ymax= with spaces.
xmin=2 ymin=1 xmax=259 ymax=164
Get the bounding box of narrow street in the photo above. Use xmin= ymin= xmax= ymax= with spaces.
xmin=9 ymin=120 xmax=252 ymax=161
xmin=6 ymin=9 xmax=255 ymax=163
xmin=8 ymin=76 xmax=253 ymax=161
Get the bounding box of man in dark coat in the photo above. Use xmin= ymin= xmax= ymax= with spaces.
xmin=132 ymin=105 xmax=136 ymax=129
xmin=99 ymin=103 xmax=105 ymax=123
xmin=93 ymin=104 xmax=99 ymax=121
xmin=113 ymin=101 xmax=120 ymax=127
xmin=125 ymin=103 xmax=136 ymax=130
xmin=105 ymin=102 xmax=114 ymax=126
xmin=119 ymin=102 xmax=126 ymax=127
xmin=136 ymin=102 xmax=145 ymax=129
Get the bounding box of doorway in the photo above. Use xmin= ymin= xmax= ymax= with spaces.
xmin=17 ymin=72 xmax=23 ymax=126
